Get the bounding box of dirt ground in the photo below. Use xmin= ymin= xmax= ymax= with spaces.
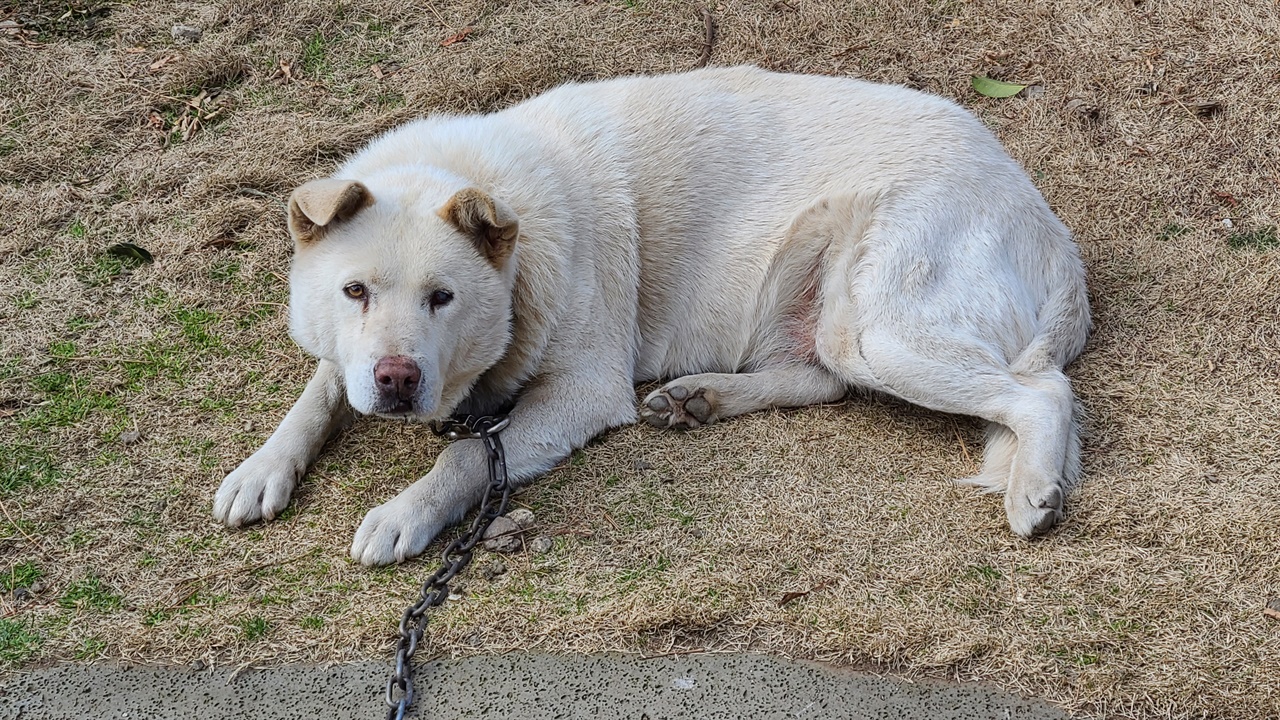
xmin=1 ymin=1 xmax=1277 ymax=718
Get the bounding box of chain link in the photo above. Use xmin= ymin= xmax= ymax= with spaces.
xmin=385 ymin=415 xmax=513 ymax=720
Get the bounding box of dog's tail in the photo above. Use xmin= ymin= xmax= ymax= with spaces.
xmin=1010 ymin=250 xmax=1091 ymax=377
xmin=961 ymin=245 xmax=1090 ymax=494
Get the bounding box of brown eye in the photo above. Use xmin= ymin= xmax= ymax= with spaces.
xmin=428 ymin=289 xmax=453 ymax=310
xmin=344 ymin=282 xmax=366 ymax=300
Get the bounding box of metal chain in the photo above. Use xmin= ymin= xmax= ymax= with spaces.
xmin=385 ymin=414 xmax=513 ymax=720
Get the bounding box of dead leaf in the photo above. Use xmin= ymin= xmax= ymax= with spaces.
xmin=274 ymin=58 xmax=295 ymax=83
xmin=370 ymin=64 xmax=384 ymax=79
xmin=149 ymin=54 xmax=179 ymax=72
xmin=1213 ymin=190 xmax=1239 ymax=207
xmin=779 ymin=590 xmax=810 ymax=607
xmin=440 ymin=26 xmax=473 ymax=47
xmin=1192 ymin=100 xmax=1222 ymax=118
xmin=1264 ymin=607 xmax=1280 ymax=621
xmin=1065 ymin=98 xmax=1101 ymax=121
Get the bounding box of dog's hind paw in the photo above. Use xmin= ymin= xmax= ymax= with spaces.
xmin=640 ymin=382 xmax=719 ymax=430
xmin=1005 ymin=482 xmax=1064 ymax=538
xmin=213 ymin=450 xmax=300 ymax=527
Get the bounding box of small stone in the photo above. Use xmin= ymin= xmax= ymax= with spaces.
xmin=529 ymin=535 xmax=553 ymax=554
xmin=1024 ymin=84 xmax=1045 ymax=99
xmin=29 ymin=581 xmax=44 ymax=594
xmin=689 ymin=527 xmax=704 ymax=539
xmin=632 ymin=457 xmax=654 ymax=472
xmin=12 ymin=587 xmax=31 ymax=601
xmin=243 ymin=420 xmax=255 ymax=432
xmin=482 ymin=516 xmax=521 ymax=553
xmin=119 ymin=430 xmax=141 ymax=445
xmin=482 ymin=560 xmax=507 ymax=580
xmin=506 ymin=508 xmax=535 ymax=529
xmin=171 ymin=24 xmax=203 ymax=43
xmin=1221 ymin=218 xmax=1234 ymax=229
xmin=190 ymin=659 xmax=206 ymax=672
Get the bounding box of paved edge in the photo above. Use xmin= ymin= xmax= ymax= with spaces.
xmin=1 ymin=652 xmax=1074 ymax=719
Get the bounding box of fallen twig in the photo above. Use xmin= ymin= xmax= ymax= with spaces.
xmin=694 ymin=5 xmax=715 ymax=69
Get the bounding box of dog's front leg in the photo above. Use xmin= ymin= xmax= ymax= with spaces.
xmin=350 ymin=373 xmax=635 ymax=566
xmin=214 ymin=360 xmax=353 ymax=527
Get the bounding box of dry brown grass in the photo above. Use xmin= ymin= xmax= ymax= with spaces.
xmin=1 ymin=0 xmax=1278 ymax=717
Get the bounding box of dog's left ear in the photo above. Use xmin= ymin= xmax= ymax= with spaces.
xmin=438 ymin=188 xmax=519 ymax=266
xmin=288 ymin=179 xmax=373 ymax=244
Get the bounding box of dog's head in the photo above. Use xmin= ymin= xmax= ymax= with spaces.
xmin=285 ymin=174 xmax=518 ymax=420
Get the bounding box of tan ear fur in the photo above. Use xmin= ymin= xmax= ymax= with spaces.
xmin=437 ymin=188 xmax=520 ymax=266
xmin=288 ymin=179 xmax=374 ymax=244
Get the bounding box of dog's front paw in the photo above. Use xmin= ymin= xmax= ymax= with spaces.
xmin=640 ymin=382 xmax=719 ymax=430
xmin=213 ymin=450 xmax=300 ymax=527
xmin=1005 ymin=482 xmax=1063 ymax=538
xmin=350 ymin=494 xmax=443 ymax=566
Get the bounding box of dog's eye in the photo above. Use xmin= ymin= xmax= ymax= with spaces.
xmin=429 ymin=289 xmax=454 ymax=310
xmin=344 ymin=282 xmax=367 ymax=300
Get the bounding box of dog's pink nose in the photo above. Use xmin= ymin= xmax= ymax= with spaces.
xmin=374 ymin=356 xmax=421 ymax=403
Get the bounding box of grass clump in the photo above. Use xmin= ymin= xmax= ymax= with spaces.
xmin=0 ymin=620 xmax=41 ymax=666
xmin=59 ymin=576 xmax=123 ymax=613
xmin=2 ymin=561 xmax=44 ymax=592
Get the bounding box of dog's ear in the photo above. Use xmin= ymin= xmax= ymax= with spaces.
xmin=288 ymin=179 xmax=373 ymax=244
xmin=438 ymin=188 xmax=519 ymax=266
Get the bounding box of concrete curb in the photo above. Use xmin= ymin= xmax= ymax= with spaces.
xmin=2 ymin=653 xmax=1073 ymax=719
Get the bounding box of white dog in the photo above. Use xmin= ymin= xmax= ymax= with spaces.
xmin=213 ymin=66 xmax=1089 ymax=565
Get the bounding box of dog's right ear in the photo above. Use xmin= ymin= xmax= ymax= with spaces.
xmin=288 ymin=179 xmax=373 ymax=244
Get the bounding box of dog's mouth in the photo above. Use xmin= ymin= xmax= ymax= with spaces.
xmin=370 ymin=398 xmax=419 ymax=418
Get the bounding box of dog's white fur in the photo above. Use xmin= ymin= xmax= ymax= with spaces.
xmin=213 ymin=67 xmax=1090 ymax=565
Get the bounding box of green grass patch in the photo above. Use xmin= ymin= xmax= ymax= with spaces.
xmin=21 ymin=371 xmax=120 ymax=430
xmin=77 ymin=253 xmax=128 ymax=287
xmin=0 ymin=444 xmax=61 ymax=495
xmin=174 ymin=308 xmax=222 ymax=350
xmin=14 ymin=290 xmax=37 ymax=309
xmin=1228 ymin=226 xmax=1279 ymax=251
xmin=2 ymin=561 xmax=43 ymax=592
xmin=301 ymin=31 xmax=331 ymax=78
xmin=73 ymin=636 xmax=107 ymax=660
xmin=0 ymin=619 xmax=41 ymax=666
xmin=300 ymin=615 xmax=325 ymax=630
xmin=59 ymin=576 xmax=123 ymax=613
xmin=1157 ymin=222 xmax=1189 ymax=241
xmin=240 ymin=616 xmax=271 ymax=640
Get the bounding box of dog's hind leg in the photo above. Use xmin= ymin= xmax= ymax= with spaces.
xmin=640 ymin=363 xmax=846 ymax=430
xmin=829 ymin=327 xmax=1078 ymax=537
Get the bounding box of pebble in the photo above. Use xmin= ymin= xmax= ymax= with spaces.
xmin=481 ymin=516 xmax=521 ymax=553
xmin=171 ymin=24 xmax=203 ymax=43
xmin=190 ymin=659 xmax=206 ymax=672
xmin=12 ymin=587 xmax=31 ymax=601
xmin=633 ymin=457 xmax=654 ymax=472
xmin=30 ymin=581 xmax=44 ymax=594
xmin=506 ymin=508 xmax=535 ymax=529
xmin=529 ymin=535 xmax=553 ymax=554
xmin=119 ymin=430 xmax=141 ymax=445
xmin=482 ymin=560 xmax=507 ymax=580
